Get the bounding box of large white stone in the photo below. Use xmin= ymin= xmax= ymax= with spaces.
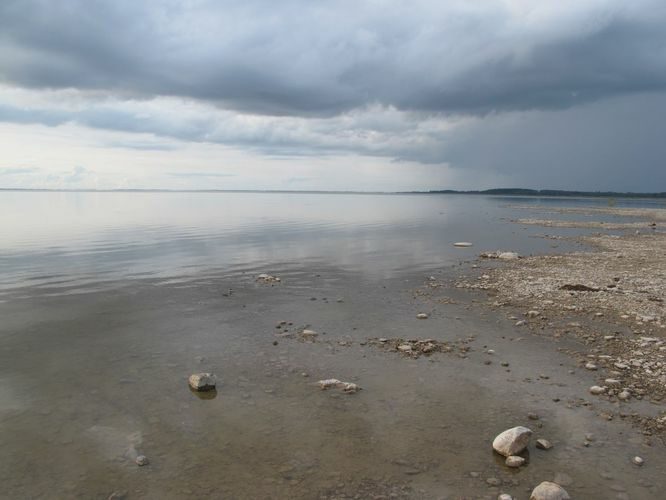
xmin=492 ymin=426 xmax=532 ymax=457
xmin=530 ymin=481 xmax=570 ymax=500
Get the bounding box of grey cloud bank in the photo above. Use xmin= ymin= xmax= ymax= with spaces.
xmin=0 ymin=0 xmax=665 ymax=190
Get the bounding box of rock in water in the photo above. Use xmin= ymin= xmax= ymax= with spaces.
xmin=498 ymin=495 xmax=513 ymax=500
xmin=505 ymin=456 xmax=525 ymax=468
xmin=135 ymin=455 xmax=149 ymax=466
xmin=188 ymin=373 xmax=217 ymax=391
xmin=493 ymin=426 xmax=532 ymax=457
xmin=530 ymin=482 xmax=570 ymax=500
xmin=317 ymin=378 xmax=341 ymax=389
xmin=535 ymin=439 xmax=553 ymax=450
xmin=316 ymin=379 xmax=361 ymax=393
xmin=300 ymin=329 xmax=318 ymax=341
xmin=498 ymin=252 xmax=519 ymax=260
xmin=256 ymin=273 xmax=281 ymax=283
xmin=416 ymin=313 xmax=429 ymax=319
xmin=618 ymin=390 xmax=631 ymax=400
xmin=453 ymin=242 xmax=473 ymax=247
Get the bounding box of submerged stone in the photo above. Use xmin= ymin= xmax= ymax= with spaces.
xmin=188 ymin=373 xmax=217 ymax=392
xmin=530 ymin=481 xmax=570 ymax=500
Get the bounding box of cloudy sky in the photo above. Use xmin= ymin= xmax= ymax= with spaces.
xmin=1 ymin=0 xmax=665 ymax=191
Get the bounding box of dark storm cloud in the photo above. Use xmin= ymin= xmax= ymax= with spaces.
xmin=437 ymin=92 xmax=666 ymax=191
xmin=1 ymin=1 xmax=666 ymax=116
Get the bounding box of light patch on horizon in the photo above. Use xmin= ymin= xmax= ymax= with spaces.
xmin=0 ymin=122 xmax=480 ymax=192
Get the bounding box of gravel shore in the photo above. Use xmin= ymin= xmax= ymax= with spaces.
xmin=456 ymin=206 xmax=666 ymax=440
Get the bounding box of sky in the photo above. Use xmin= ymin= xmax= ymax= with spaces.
xmin=0 ymin=0 xmax=665 ymax=192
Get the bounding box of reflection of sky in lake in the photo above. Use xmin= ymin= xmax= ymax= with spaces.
xmin=0 ymin=191 xmax=651 ymax=295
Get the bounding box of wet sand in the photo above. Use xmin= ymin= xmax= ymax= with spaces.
xmin=1 ymin=205 xmax=666 ymax=499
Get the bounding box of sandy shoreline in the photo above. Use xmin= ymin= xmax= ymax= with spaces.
xmin=455 ymin=206 xmax=666 ymax=441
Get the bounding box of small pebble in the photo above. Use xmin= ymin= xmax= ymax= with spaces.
xmin=505 ymin=456 xmax=525 ymax=468
xmin=632 ymin=456 xmax=644 ymax=466
xmin=135 ymin=455 xmax=149 ymax=466
xmin=536 ymin=438 xmax=553 ymax=450
xmin=618 ymin=390 xmax=631 ymax=401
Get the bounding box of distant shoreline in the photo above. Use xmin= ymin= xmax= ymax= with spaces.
xmin=1 ymin=187 xmax=665 ymax=199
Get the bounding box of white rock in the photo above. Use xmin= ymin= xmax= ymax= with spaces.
xmin=632 ymin=456 xmax=644 ymax=466
xmin=505 ymin=456 xmax=525 ymax=468
xmin=300 ymin=329 xmax=318 ymax=341
xmin=585 ymin=363 xmax=598 ymax=371
xmin=536 ymin=438 xmax=552 ymax=450
xmin=530 ymin=482 xmax=570 ymax=500
xmin=416 ymin=313 xmax=429 ymax=319
xmin=317 ymin=378 xmax=342 ymax=389
xmin=498 ymin=495 xmax=513 ymax=500
xmin=589 ymin=385 xmax=606 ymax=395
xmin=618 ymin=390 xmax=631 ymax=400
xmin=188 ymin=373 xmax=216 ymax=391
xmin=527 ymin=310 xmax=541 ymax=318
xmin=498 ymin=252 xmax=519 ymax=260
xmin=341 ymin=382 xmax=360 ymax=393
xmin=492 ymin=426 xmax=532 ymax=457
xmin=453 ymin=242 xmax=473 ymax=247
xmin=398 ymin=344 xmax=413 ymax=352
xmin=317 ymin=379 xmax=361 ymax=394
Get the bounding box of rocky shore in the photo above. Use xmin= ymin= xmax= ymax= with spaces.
xmin=455 ymin=206 xmax=666 ymax=441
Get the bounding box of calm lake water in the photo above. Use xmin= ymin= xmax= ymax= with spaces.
xmin=1 ymin=192 xmax=663 ymax=499
xmin=0 ymin=191 xmax=610 ymax=299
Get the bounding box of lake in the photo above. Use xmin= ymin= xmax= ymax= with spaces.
xmin=0 ymin=191 xmax=599 ymax=299
xmin=0 ymin=192 xmax=661 ymax=499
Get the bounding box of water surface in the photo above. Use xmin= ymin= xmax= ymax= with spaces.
xmin=1 ymin=191 xmax=594 ymax=298
xmin=1 ymin=192 xmax=662 ymax=499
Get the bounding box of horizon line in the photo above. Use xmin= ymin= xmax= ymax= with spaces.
xmin=1 ymin=187 xmax=666 ymax=199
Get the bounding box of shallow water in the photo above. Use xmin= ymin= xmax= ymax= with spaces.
xmin=0 ymin=192 xmax=596 ymax=298
xmin=1 ymin=192 xmax=663 ymax=499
